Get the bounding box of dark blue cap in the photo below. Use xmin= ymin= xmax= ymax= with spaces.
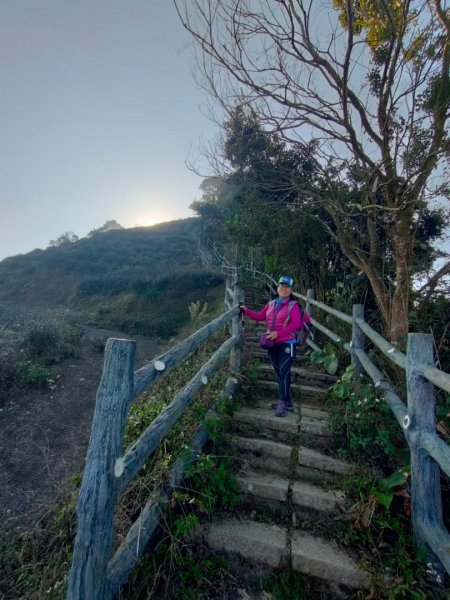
xmin=278 ymin=275 xmax=294 ymax=287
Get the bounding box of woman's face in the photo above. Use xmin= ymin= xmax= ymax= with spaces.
xmin=277 ymin=283 xmax=292 ymax=298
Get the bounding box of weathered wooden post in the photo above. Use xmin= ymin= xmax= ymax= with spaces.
xmin=67 ymin=338 xmax=136 ymax=600
xmin=224 ymin=278 xmax=231 ymax=311
xmin=230 ymin=284 xmax=244 ymax=372
xmin=351 ymin=305 xmax=365 ymax=377
xmin=406 ymin=333 xmax=445 ymax=577
xmin=306 ymin=288 xmax=314 ymax=315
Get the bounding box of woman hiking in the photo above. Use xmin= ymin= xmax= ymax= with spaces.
xmin=240 ymin=275 xmax=311 ymax=417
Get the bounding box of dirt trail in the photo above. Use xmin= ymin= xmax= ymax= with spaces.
xmin=0 ymin=327 xmax=164 ymax=532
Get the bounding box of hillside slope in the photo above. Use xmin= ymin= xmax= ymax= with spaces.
xmin=0 ymin=218 xmax=223 ymax=337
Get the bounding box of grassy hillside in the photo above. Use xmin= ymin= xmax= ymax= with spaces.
xmin=0 ymin=218 xmax=224 ymax=338
xmin=0 ymin=218 xmax=226 ymax=397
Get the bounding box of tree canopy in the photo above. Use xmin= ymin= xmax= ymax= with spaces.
xmin=175 ymin=0 xmax=450 ymax=343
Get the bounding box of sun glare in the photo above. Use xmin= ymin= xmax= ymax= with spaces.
xmin=134 ymin=213 xmax=167 ymax=228
xmin=139 ymin=216 xmax=162 ymax=227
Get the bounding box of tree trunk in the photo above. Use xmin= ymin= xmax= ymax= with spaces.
xmin=361 ymin=263 xmax=391 ymax=330
xmin=390 ymin=207 xmax=413 ymax=345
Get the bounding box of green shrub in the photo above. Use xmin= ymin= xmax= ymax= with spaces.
xmin=153 ymin=315 xmax=185 ymax=338
xmin=326 ymin=364 xmax=402 ymax=464
xmin=309 ymin=343 xmax=339 ymax=375
xmin=18 ymin=362 xmax=50 ymax=387
xmin=138 ymin=287 xmax=164 ymax=303
xmin=25 ymin=327 xmax=60 ymax=361
xmin=0 ymin=354 xmax=20 ymax=399
xmin=96 ymin=303 xmax=111 ymax=315
xmin=24 ymin=323 xmax=81 ymax=365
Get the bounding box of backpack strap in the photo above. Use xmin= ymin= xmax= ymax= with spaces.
xmin=284 ymin=300 xmax=303 ymax=325
xmin=284 ymin=300 xmax=313 ymax=345
xmin=269 ymin=299 xmax=283 ymax=330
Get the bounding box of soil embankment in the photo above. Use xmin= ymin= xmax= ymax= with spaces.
xmin=0 ymin=327 xmax=164 ymax=532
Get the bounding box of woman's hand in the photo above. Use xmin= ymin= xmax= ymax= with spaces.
xmin=265 ymin=330 xmax=278 ymax=341
xmin=238 ymin=304 xmax=247 ymax=312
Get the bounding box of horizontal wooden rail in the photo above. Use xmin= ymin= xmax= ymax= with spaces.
xmin=119 ymin=335 xmax=240 ymax=492
xmin=420 ymin=364 xmax=450 ymax=394
xmin=133 ymin=307 xmax=238 ymax=398
xmin=106 ymin=377 xmax=238 ymax=596
xmin=354 ymin=347 xmax=407 ymax=427
xmin=294 ymin=292 xmax=353 ymax=324
xmin=310 ymin=317 xmax=351 ymax=353
xmin=354 ymin=318 xmax=450 ymax=393
xmin=306 ymin=337 xmax=321 ymax=352
xmin=419 ymin=522 xmax=450 ymax=575
xmin=206 ymin=249 xmax=450 ymax=575
xmin=355 ymin=318 xmax=406 ymax=369
xmin=68 ymin=274 xmax=245 ymax=600
xmin=420 ymin=432 xmax=450 ymax=479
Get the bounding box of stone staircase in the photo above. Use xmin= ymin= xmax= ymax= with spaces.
xmin=205 ymin=285 xmax=369 ymax=596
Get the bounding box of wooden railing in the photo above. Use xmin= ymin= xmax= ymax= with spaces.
xmin=300 ymin=294 xmax=450 ymax=576
xmin=67 ymin=279 xmax=243 ymax=600
xmin=68 ymin=245 xmax=450 ymax=595
xmin=217 ymin=256 xmax=450 ymax=576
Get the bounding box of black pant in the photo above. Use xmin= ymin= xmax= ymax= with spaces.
xmin=268 ymin=343 xmax=296 ymax=405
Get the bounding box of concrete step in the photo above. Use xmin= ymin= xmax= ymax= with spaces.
xmin=258 ymin=364 xmax=337 ymax=388
xmin=291 ymin=480 xmax=347 ymax=516
xmin=237 ymin=469 xmax=347 ymax=515
xmin=296 ymin=445 xmax=355 ymax=483
xmin=229 ymin=435 xmax=292 ymax=478
xmin=301 ymin=405 xmax=330 ymax=420
xmin=232 ymin=406 xmax=330 ymax=447
xmin=244 ymin=348 xmax=309 ymax=362
xmin=237 ymin=470 xmax=288 ymax=504
xmin=229 ymin=436 xmax=354 ymax=484
xmin=253 ymin=399 xmax=329 ymax=422
xmin=207 ymin=518 xmax=368 ymax=591
xmin=254 ymin=379 xmax=326 ymax=406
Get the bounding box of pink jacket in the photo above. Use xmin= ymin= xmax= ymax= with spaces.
xmin=243 ymin=299 xmax=310 ymax=344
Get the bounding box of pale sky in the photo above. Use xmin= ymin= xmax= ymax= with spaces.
xmin=0 ymin=1 xmax=219 ymax=260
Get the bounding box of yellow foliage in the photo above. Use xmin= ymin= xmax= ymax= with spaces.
xmin=332 ymin=0 xmax=407 ymax=51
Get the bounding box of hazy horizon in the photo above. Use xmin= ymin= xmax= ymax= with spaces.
xmin=0 ymin=1 xmax=219 ymax=261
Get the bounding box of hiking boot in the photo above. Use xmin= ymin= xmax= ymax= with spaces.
xmin=271 ymin=401 xmax=294 ymax=412
xmin=275 ymin=400 xmax=286 ymax=417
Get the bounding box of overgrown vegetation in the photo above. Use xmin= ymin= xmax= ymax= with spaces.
xmin=326 ymin=364 xmax=403 ymax=466
xmin=0 ymin=219 xmax=220 ymax=340
xmin=321 ymin=361 xmax=449 ymax=597
xmin=339 ymin=469 xmax=448 ymax=599
xmin=0 ymin=304 xmax=84 ymax=401
xmin=0 ymin=219 xmax=225 ymax=400
xmin=0 ymin=301 xmax=243 ymax=600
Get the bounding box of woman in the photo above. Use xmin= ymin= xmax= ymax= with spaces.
xmin=240 ymin=276 xmax=311 ymax=417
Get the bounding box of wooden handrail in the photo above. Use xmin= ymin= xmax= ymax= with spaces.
xmin=107 ymin=377 xmax=238 ymax=595
xmin=420 ymin=364 xmax=450 ymax=394
xmin=68 ymin=281 xmax=244 ymax=600
xmin=119 ymin=335 xmax=240 ymax=492
xmin=420 ymin=431 xmax=450 ymax=479
xmin=295 ymin=292 xmax=353 ymax=324
xmin=208 ymin=250 xmax=450 ymax=575
xmin=133 ymin=307 xmax=238 ymax=398
xmin=353 ymin=347 xmax=407 ymax=427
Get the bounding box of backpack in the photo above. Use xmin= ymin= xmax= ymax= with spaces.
xmin=285 ymin=300 xmax=313 ymax=345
